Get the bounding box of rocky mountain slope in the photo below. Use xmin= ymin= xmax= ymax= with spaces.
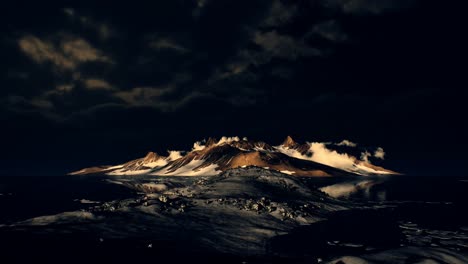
xmin=70 ymin=136 xmax=399 ymax=176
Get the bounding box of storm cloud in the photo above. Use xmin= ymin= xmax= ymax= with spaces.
xmin=0 ymin=2 xmax=466 ymax=175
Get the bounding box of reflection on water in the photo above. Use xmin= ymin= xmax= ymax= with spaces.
xmin=320 ymin=180 xmax=373 ymax=198
xmin=304 ymin=175 xmax=468 ymax=204
xmin=319 ymin=179 xmax=388 ymax=201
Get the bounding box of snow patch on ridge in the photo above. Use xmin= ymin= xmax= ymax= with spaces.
xmin=145 ymin=159 xmax=169 ymax=168
xmin=106 ymin=165 xmax=124 ymax=170
xmin=275 ymin=145 xmax=305 ymax=160
xmin=193 ymin=141 xmax=206 ymax=151
xmin=354 ymin=163 xmax=392 ymax=175
xmin=216 ymin=136 xmax=241 ymax=145
xmin=153 ymin=159 xmax=220 ymax=176
xmin=108 ymin=169 xmax=152 ymax=175
xmin=167 ymin=150 xmax=183 ymax=160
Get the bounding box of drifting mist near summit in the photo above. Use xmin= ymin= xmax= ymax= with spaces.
xmin=71 ymin=136 xmax=398 ymax=176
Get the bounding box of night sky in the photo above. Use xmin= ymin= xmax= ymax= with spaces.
xmin=1 ymin=1 xmax=466 ymax=176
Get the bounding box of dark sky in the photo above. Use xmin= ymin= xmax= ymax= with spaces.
xmin=1 ymin=1 xmax=466 ymax=176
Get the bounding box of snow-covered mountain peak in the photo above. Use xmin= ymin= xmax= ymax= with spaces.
xmin=282 ymin=135 xmax=297 ymax=148
xmin=70 ymin=136 xmax=400 ymax=177
xmin=142 ymin=152 xmax=161 ymax=163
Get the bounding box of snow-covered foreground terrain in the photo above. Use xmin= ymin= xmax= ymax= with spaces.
xmin=3 ymin=168 xmax=349 ymax=254
xmin=1 ymin=169 xmax=466 ymax=263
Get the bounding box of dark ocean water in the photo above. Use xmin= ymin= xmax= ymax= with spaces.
xmin=0 ymin=175 xmax=140 ymax=224
xmin=0 ymin=175 xmax=205 ymax=224
xmin=0 ymin=175 xmax=466 ymax=263
xmin=301 ymin=175 xmax=468 ymax=204
xmin=290 ymin=176 xmax=468 ymax=260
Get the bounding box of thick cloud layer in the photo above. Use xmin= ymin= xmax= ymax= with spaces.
xmin=0 ymin=2 xmax=466 ymax=175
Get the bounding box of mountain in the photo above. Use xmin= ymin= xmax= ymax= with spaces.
xmin=70 ymin=136 xmax=399 ymax=176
